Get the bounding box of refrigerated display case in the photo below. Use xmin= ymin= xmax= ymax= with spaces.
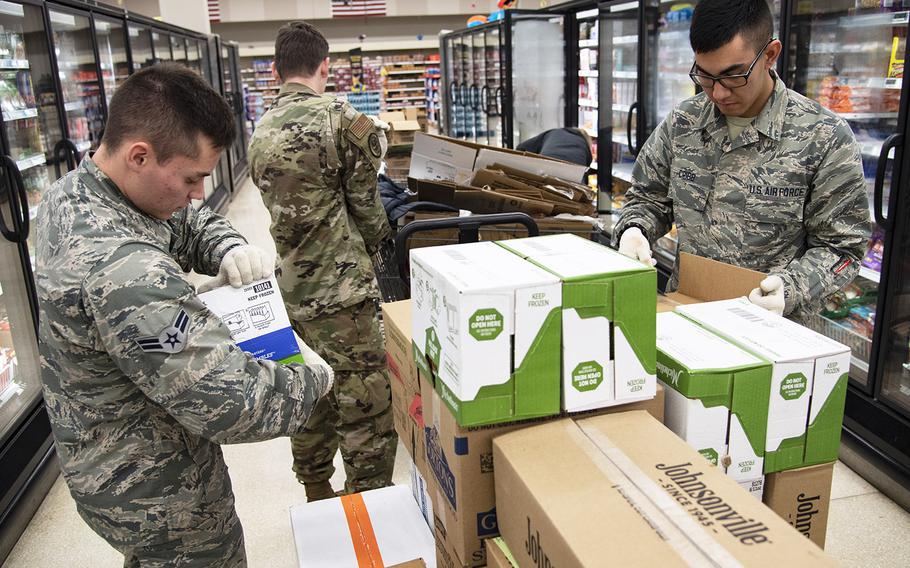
xmin=47 ymin=4 xmax=104 ymax=159
xmin=783 ymin=0 xmax=910 ymax=483
xmin=151 ymin=29 xmax=171 ymax=62
xmin=127 ymin=23 xmax=152 ymax=71
xmin=93 ymin=14 xmax=129 ymax=108
xmin=440 ymin=11 xmax=564 ymax=148
xmin=219 ymin=40 xmax=248 ymax=190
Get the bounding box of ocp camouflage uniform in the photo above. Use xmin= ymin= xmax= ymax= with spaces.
xmin=613 ymin=76 xmax=871 ymax=319
xmin=35 ymin=156 xmax=333 ymax=567
xmin=248 ymin=82 xmax=396 ymax=493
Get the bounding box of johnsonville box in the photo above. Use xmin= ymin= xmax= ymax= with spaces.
xmin=677 ymin=298 xmax=851 ymax=472
xmin=492 ymin=411 xmax=837 ymax=567
xmin=410 ymin=241 xmax=562 ymax=426
xmin=656 ymin=312 xmax=771 ymax=496
xmin=199 ymin=275 xmax=302 ymax=364
xmin=497 ymin=234 xmax=657 ymax=412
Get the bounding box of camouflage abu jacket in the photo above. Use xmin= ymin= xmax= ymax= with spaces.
xmin=35 ymin=156 xmax=331 ymax=549
xmin=614 ymin=77 xmax=871 ymax=318
xmin=249 ymin=82 xmax=391 ymax=322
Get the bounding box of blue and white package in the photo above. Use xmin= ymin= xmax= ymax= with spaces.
xmin=199 ymin=275 xmax=302 ymax=364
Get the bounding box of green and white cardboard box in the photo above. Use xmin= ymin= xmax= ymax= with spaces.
xmin=497 ymin=233 xmax=656 ymax=412
xmin=656 ymin=312 xmax=771 ymax=490
xmin=410 ymin=241 xmax=563 ymax=426
xmin=677 ymin=298 xmax=851 ymax=473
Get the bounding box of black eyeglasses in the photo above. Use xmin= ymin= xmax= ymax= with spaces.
xmin=689 ymin=38 xmax=775 ymax=90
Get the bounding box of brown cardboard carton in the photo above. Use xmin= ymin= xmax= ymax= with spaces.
xmin=763 ymin=461 xmax=835 ymax=549
xmin=389 ymin=561 xmax=427 ymax=568
xmin=389 ymin=120 xmax=422 ymax=145
xmin=410 ymin=177 xmax=555 ymax=216
xmin=380 ymin=111 xmax=406 ymax=123
xmin=381 ymin=300 xmax=427 ymax=477
xmin=420 ymin=370 xmax=665 ymax=566
xmin=657 ymin=252 xmax=765 ymax=313
xmin=409 ymin=133 xmax=588 ymax=185
xmin=493 ymin=411 xmax=837 ymax=567
xmin=470 ymin=168 xmax=596 ymax=216
xmin=404 ymin=107 xmax=422 ymax=121
xmin=485 ymin=538 xmax=517 ymax=568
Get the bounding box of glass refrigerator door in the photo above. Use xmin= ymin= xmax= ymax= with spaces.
xmin=93 ymin=15 xmax=128 ymax=109
xmin=787 ymin=2 xmax=907 ymax=387
xmin=505 ymin=12 xmax=565 ymax=148
xmin=0 ymin=1 xmax=60 ymax=265
xmin=576 ymin=7 xmax=599 ymax=189
xmin=49 ymin=7 xmax=103 ymax=159
xmin=128 ymin=25 xmax=153 ymax=71
xmin=152 ymin=31 xmax=171 ymax=62
xmin=454 ymin=35 xmax=470 ymax=140
xmin=599 ymin=2 xmax=640 ymax=218
xmin=471 ymin=31 xmax=486 ymax=145
xmin=484 ymin=27 xmax=503 ymax=147
xmin=644 ymin=1 xmax=697 ymax=135
xmin=187 ymin=39 xmax=202 ymax=76
xmin=221 ymin=44 xmax=247 ymax=185
xmin=0 ymin=0 xmax=48 ymax=444
xmin=171 ymin=35 xmax=187 ymax=67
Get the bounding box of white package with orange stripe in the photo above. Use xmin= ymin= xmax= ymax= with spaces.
xmin=290 ymin=485 xmax=436 ymax=568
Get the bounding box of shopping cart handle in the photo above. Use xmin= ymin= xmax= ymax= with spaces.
xmin=394 ymin=213 xmax=540 ymax=282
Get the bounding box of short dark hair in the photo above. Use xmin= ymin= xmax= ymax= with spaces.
xmin=274 ymin=21 xmax=329 ymax=80
xmin=101 ymin=63 xmax=235 ymax=163
xmin=690 ymin=0 xmax=773 ymax=54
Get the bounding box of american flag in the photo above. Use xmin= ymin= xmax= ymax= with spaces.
xmin=207 ymin=0 xmax=220 ymax=22
xmin=331 ymin=0 xmax=387 ymax=18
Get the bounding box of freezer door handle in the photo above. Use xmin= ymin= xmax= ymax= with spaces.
xmin=627 ymin=101 xmax=639 ymax=156
xmin=874 ymin=133 xmax=902 ymax=230
xmin=470 ymin=84 xmax=480 ymax=111
xmin=53 ymin=139 xmax=79 ymax=180
xmin=0 ymin=154 xmax=28 ymax=243
xmin=449 ymin=81 xmax=458 ymax=105
xmin=480 ymin=84 xmax=489 ymax=116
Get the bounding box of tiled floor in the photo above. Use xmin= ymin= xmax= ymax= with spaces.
xmin=6 ymin=179 xmax=910 ymax=567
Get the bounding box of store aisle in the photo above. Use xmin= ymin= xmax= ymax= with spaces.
xmin=5 ymin=178 xmax=910 ymax=567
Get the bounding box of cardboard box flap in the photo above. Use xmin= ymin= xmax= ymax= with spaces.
xmin=391 ymin=119 xmax=422 ymax=132
xmin=489 ymin=162 xmax=595 ymax=203
xmin=673 ymin=252 xmax=765 ymax=303
xmin=499 ymin=233 xmax=652 ymax=280
xmin=380 ymin=111 xmax=406 ymax=122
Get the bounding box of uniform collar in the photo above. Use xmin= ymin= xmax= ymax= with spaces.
xmin=278 ymin=82 xmax=319 ymax=96
xmin=80 ymin=154 xmax=170 ymax=229
xmin=698 ymin=73 xmax=788 ymax=145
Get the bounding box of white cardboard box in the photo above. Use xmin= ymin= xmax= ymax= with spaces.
xmin=677 ymin=299 xmax=851 ymax=472
xmin=410 ymin=242 xmax=562 ymax=426
xmin=498 ymin=234 xmax=657 ymax=411
xmin=290 ymin=485 xmax=436 ymax=568
xmin=656 ymin=312 xmax=771 ymax=481
xmin=198 ymin=275 xmax=301 ymax=364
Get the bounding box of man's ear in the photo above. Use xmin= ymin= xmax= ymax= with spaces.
xmin=125 ymin=141 xmax=152 ymax=173
xmin=271 ymin=60 xmax=280 ymax=81
xmin=766 ymin=39 xmax=782 ymax=69
xmin=320 ymin=57 xmax=330 ymax=78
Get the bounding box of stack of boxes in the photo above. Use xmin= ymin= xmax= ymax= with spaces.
xmin=385 ymin=232 xmax=662 ymax=567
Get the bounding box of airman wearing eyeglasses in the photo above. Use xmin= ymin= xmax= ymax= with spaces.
xmin=613 ymin=0 xmax=870 ymax=321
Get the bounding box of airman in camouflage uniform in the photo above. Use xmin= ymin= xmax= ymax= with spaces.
xmin=614 ymin=77 xmax=871 ymax=319
xmin=248 ymin=22 xmax=395 ymax=499
xmin=35 ymin=64 xmax=332 ymax=567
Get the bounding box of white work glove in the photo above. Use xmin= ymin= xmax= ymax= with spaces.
xmin=618 ymin=227 xmax=656 ymax=267
xmin=198 ymin=245 xmax=275 ymax=293
xmin=748 ymin=275 xmax=785 ymax=316
xmin=369 ymin=116 xmax=389 ymax=159
xmin=294 ymin=333 xmax=335 ymax=396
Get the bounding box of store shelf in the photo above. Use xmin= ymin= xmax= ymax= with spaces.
xmin=613 ymin=134 xmax=630 ymax=146
xmin=3 ymin=108 xmax=38 ymax=121
xmin=16 ymin=154 xmax=46 ymax=172
xmin=578 ymin=98 xmax=598 ymax=108
xmin=385 ymin=96 xmax=425 ymax=102
xmin=613 ymin=162 xmax=634 ymax=184
xmin=247 ymin=86 xmax=279 ymax=92
xmin=386 ymin=78 xmax=426 ymax=83
xmin=386 ymin=70 xmax=426 ymax=75
xmin=0 ymin=59 xmax=29 ymax=70
xmin=385 ymin=87 xmax=424 ymax=92
xmin=613 ymin=104 xmax=631 ymax=112
xmin=859 ymin=266 xmax=881 ymax=284
xmin=614 ymin=70 xmax=637 ymax=79
xmin=75 ymin=140 xmax=91 ymax=153
xmin=613 ymin=35 xmax=638 ymax=45
xmin=838 ymin=112 xmax=899 ymax=121
xmin=579 ymin=39 xmax=599 ymax=48
xmin=63 ymin=101 xmax=84 ymax=112
xmin=579 ymin=70 xmax=599 ymax=78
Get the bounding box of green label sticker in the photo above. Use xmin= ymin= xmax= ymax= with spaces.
xmin=699 ymin=448 xmax=719 ymax=466
xmin=469 ymin=309 xmax=504 ymax=341
xmin=780 ymin=373 xmax=808 ymax=400
xmin=572 ymin=361 xmax=604 ymax=392
xmin=425 ymin=327 xmax=441 ymax=368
